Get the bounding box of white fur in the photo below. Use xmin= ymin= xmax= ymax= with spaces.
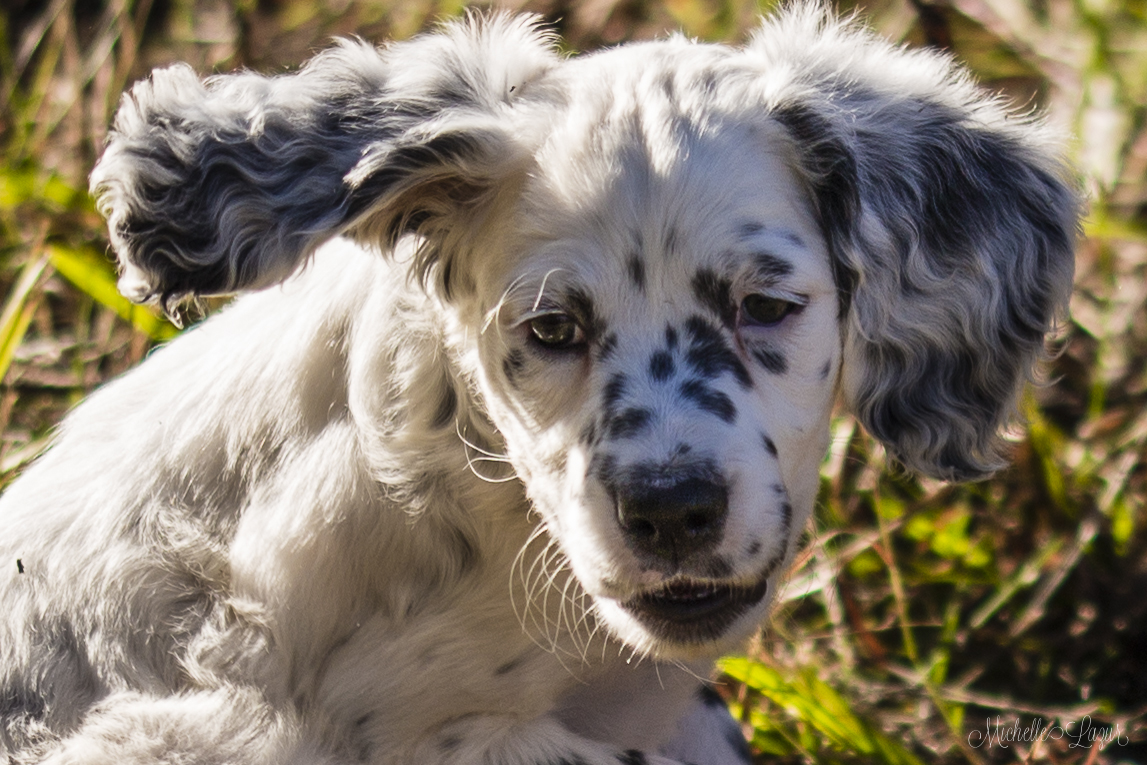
xmin=2 ymin=6 xmax=1077 ymax=764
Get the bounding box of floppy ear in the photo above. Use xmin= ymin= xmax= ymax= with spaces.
xmin=755 ymin=5 xmax=1080 ymax=481
xmin=89 ymin=13 xmax=556 ymax=311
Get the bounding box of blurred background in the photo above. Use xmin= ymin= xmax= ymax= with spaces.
xmin=1 ymin=0 xmax=1145 ymax=762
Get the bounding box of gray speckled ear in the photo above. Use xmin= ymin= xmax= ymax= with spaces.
xmin=90 ymin=13 xmax=556 ymax=312
xmin=755 ymin=4 xmax=1079 ymax=480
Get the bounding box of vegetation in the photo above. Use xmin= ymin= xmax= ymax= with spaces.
xmin=2 ymin=0 xmax=1145 ymax=762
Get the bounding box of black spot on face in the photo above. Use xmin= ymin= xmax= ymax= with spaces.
xmin=602 ymin=373 xmax=627 ymax=417
xmin=780 ymin=502 xmax=793 ymax=538
xmin=597 ymin=332 xmax=618 ymax=362
xmin=747 ymin=539 xmax=762 ymax=556
xmin=649 ymin=350 xmax=675 ymax=381
xmin=820 ymin=358 xmax=833 ymax=380
xmin=579 ymin=421 xmax=598 ymax=446
xmin=495 ymin=657 xmax=524 ymax=676
xmin=753 ymin=252 xmax=795 ymax=280
xmin=738 ymin=222 xmax=764 ymax=240
xmin=592 ymin=453 xmax=619 ymax=485
xmin=684 ymin=316 xmax=752 ymax=388
xmin=608 ymin=407 xmax=653 ymax=440
xmin=566 ymin=288 xmax=599 ymax=338
xmin=664 ymin=227 xmax=680 ymax=256
xmin=618 ymin=750 xmax=649 ymax=765
xmin=439 ymin=735 xmax=462 ymax=753
xmin=779 ymin=230 xmax=804 ymax=248
xmin=691 ymin=269 xmax=736 ymax=327
xmin=771 ymin=483 xmax=786 ymax=496
xmin=627 ymin=255 xmax=646 ymax=292
xmin=761 ymin=434 xmax=778 ymax=457
xmin=752 ymin=348 xmax=788 ymax=375
xmin=665 ymin=324 xmax=679 ymax=350
xmin=679 ymin=379 xmax=736 ymax=423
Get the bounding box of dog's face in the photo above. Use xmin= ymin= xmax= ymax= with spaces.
xmin=91 ymin=10 xmax=1077 ymax=663
xmin=448 ymin=62 xmax=840 ymax=656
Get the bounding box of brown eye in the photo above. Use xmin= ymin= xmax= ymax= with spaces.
xmin=528 ymin=313 xmax=585 ymax=349
xmin=741 ymin=294 xmax=799 ymax=326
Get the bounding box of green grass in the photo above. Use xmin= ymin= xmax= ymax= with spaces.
xmin=2 ymin=0 xmax=1145 ymax=762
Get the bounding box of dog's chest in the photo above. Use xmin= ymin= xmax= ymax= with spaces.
xmin=310 ymin=539 xmax=607 ymax=760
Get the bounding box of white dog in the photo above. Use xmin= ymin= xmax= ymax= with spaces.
xmin=0 ymin=5 xmax=1077 ymax=764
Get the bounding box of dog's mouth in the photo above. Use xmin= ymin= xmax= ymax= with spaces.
xmin=618 ymin=575 xmax=770 ymax=644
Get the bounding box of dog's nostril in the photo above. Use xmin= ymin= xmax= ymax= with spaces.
xmin=616 ymin=478 xmax=727 ymax=563
xmin=628 ymin=518 xmax=657 ymax=540
xmin=685 ymin=512 xmax=711 ymax=533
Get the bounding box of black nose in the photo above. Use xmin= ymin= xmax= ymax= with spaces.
xmin=616 ymin=478 xmax=728 ymax=564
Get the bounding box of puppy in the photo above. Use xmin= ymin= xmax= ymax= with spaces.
xmin=0 ymin=5 xmax=1077 ymax=764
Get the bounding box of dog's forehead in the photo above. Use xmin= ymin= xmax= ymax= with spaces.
xmin=497 ymin=45 xmax=831 ymax=314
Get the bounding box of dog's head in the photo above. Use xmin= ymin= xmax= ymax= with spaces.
xmin=91 ymin=6 xmax=1078 ymax=658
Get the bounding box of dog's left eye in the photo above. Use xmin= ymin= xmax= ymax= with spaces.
xmin=740 ymin=294 xmax=800 ymax=327
xmin=528 ymin=313 xmax=586 ymax=349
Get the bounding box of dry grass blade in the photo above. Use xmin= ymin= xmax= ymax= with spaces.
xmin=0 ymin=255 xmax=50 ymax=382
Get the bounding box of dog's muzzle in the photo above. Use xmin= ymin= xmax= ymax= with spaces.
xmin=610 ymin=476 xmax=770 ymax=642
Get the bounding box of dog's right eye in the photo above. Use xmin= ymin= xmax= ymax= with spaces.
xmin=528 ymin=313 xmax=585 ymax=349
xmin=740 ymin=294 xmax=801 ymax=327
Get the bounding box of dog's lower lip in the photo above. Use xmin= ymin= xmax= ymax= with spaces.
xmin=621 ymin=576 xmax=770 ymax=628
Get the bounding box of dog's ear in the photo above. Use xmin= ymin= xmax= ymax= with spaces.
xmin=755 ymin=5 xmax=1080 ymax=481
xmin=90 ymin=13 xmax=556 ymax=311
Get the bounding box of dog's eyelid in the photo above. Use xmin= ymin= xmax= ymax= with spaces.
xmin=512 ymin=307 xmax=578 ymax=327
xmin=772 ymin=290 xmax=808 ymax=306
xmin=737 ymin=286 xmax=808 ymax=307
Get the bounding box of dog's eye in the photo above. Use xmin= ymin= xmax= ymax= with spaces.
xmin=528 ymin=313 xmax=585 ymax=349
xmin=741 ymin=294 xmax=799 ymax=326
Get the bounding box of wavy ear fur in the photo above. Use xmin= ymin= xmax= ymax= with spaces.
xmin=89 ymin=13 xmax=557 ymax=311
xmin=755 ymin=5 xmax=1079 ymax=481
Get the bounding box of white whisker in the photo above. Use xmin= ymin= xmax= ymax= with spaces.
xmin=531 ymin=268 xmax=567 ymax=312
xmin=483 ymin=273 xmax=531 ymax=336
